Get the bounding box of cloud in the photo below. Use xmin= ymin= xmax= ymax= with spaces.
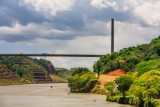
xmin=0 ymin=22 xmax=71 ymax=42
xmin=47 ymin=57 xmax=98 ymax=70
xmin=114 ymin=21 xmax=160 ymax=50
xmin=0 ymin=0 xmax=160 ymax=69
xmin=133 ymin=0 xmax=160 ymax=26
xmin=19 ymin=0 xmax=75 ymax=16
xmin=90 ymin=0 xmax=160 ymax=27
xmin=91 ymin=0 xmax=117 ymax=9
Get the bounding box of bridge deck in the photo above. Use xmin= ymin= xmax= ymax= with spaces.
xmin=0 ymin=54 xmax=104 ymax=57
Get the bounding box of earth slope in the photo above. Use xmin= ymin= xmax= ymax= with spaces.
xmin=98 ymin=69 xmax=125 ymax=90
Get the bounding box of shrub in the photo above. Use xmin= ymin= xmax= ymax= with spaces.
xmin=68 ymin=72 xmax=97 ymax=93
xmin=136 ymin=60 xmax=159 ymax=76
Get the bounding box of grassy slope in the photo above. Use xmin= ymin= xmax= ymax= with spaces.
xmin=55 ymin=67 xmax=72 ymax=79
xmin=0 ymin=79 xmax=26 ymax=85
xmin=50 ymin=74 xmax=67 ymax=83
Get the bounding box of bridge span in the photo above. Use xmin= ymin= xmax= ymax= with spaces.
xmin=0 ymin=53 xmax=105 ymax=57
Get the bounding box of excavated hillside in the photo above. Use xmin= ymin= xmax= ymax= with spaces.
xmin=0 ymin=56 xmax=66 ymax=84
xmin=98 ymin=69 xmax=125 ymax=90
xmin=0 ymin=64 xmax=20 ymax=80
xmin=0 ymin=64 xmax=25 ymax=85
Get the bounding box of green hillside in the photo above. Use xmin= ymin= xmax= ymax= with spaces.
xmin=68 ymin=36 xmax=160 ymax=107
xmin=0 ymin=56 xmax=66 ymax=84
xmin=55 ymin=67 xmax=73 ymax=79
xmin=93 ymin=36 xmax=160 ymax=74
xmin=92 ymin=36 xmax=160 ymax=107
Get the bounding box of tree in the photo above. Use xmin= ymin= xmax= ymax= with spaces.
xmin=68 ymin=72 xmax=97 ymax=92
xmin=115 ymin=76 xmax=133 ymax=99
xmin=71 ymin=67 xmax=90 ymax=76
xmin=143 ymin=88 xmax=158 ymax=101
xmin=129 ymin=85 xmax=145 ymax=106
xmin=105 ymin=82 xmax=115 ymax=96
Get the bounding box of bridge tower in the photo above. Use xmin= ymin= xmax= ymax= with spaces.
xmin=111 ymin=18 xmax=114 ymax=54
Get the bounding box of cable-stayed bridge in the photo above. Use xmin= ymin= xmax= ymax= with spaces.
xmin=0 ymin=19 xmax=115 ymax=58
xmin=0 ymin=53 xmax=104 ymax=57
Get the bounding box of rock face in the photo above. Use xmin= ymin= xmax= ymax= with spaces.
xmin=47 ymin=62 xmax=59 ymax=75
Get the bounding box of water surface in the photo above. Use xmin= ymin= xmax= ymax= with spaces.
xmin=0 ymin=83 xmax=133 ymax=107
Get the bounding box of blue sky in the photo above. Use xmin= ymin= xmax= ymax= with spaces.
xmin=0 ymin=0 xmax=160 ymax=69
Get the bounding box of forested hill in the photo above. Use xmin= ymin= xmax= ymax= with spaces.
xmin=0 ymin=56 xmax=65 ymax=84
xmin=94 ymin=36 xmax=160 ymax=74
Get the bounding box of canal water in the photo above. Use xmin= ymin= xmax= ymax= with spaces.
xmin=0 ymin=83 xmax=133 ymax=107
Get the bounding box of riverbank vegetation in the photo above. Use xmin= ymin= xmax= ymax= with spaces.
xmin=68 ymin=36 xmax=160 ymax=107
xmin=68 ymin=67 xmax=97 ymax=92
xmin=96 ymin=36 xmax=160 ymax=107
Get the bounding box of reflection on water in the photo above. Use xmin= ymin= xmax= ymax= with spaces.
xmin=0 ymin=83 xmax=133 ymax=107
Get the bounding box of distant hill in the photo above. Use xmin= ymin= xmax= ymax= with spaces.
xmin=93 ymin=36 xmax=160 ymax=74
xmin=0 ymin=56 xmax=66 ymax=84
xmin=55 ymin=67 xmax=73 ymax=79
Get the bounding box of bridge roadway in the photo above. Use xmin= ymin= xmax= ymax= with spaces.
xmin=0 ymin=53 xmax=105 ymax=57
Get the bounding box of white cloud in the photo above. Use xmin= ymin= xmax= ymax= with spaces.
xmin=46 ymin=56 xmax=98 ymax=70
xmin=114 ymin=21 xmax=159 ymax=50
xmin=0 ymin=22 xmax=69 ymax=41
xmin=84 ymin=20 xmax=110 ymax=36
xmin=133 ymin=0 xmax=160 ymax=26
xmin=91 ymin=0 xmax=117 ymax=9
xmin=25 ymin=35 xmax=111 ymax=70
xmin=1 ymin=0 xmax=160 ymax=69
xmin=19 ymin=0 xmax=75 ymax=16
xmin=91 ymin=0 xmax=160 ymax=26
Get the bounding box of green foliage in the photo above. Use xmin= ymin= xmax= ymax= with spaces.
xmin=55 ymin=67 xmax=72 ymax=79
xmin=117 ymin=96 xmax=130 ymax=104
xmin=127 ymin=70 xmax=160 ymax=106
xmin=136 ymin=70 xmax=160 ymax=89
xmin=129 ymin=85 xmax=145 ymax=106
xmin=104 ymin=82 xmax=115 ymax=96
xmin=93 ymin=36 xmax=160 ymax=74
xmin=136 ymin=60 xmax=160 ymax=76
xmin=96 ymin=36 xmax=160 ymax=107
xmin=68 ymin=72 xmax=97 ymax=93
xmin=92 ymin=83 xmax=106 ymax=94
xmin=143 ymin=88 xmax=158 ymax=101
xmin=71 ymin=67 xmax=90 ymax=76
xmin=115 ymin=76 xmax=133 ymax=99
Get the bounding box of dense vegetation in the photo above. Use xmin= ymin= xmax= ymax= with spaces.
xmin=68 ymin=67 xmax=97 ymax=92
xmin=105 ymin=60 xmax=160 ymax=107
xmin=94 ymin=36 xmax=160 ymax=107
xmin=71 ymin=67 xmax=90 ymax=76
xmin=68 ymin=36 xmax=160 ymax=107
xmin=93 ymin=36 xmax=160 ymax=74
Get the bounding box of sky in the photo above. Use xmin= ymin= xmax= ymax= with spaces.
xmin=0 ymin=0 xmax=160 ymax=69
